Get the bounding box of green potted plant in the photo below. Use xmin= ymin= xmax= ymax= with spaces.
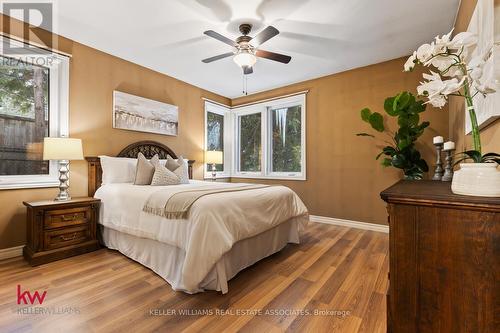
xmin=405 ymin=29 xmax=500 ymax=196
xmin=357 ymin=91 xmax=429 ymax=180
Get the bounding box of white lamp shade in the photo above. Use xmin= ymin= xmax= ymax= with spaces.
xmin=205 ymin=150 xmax=223 ymax=164
xmin=43 ymin=137 xmax=84 ymax=161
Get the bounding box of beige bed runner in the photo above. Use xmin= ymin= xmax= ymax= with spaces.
xmin=143 ymin=184 xmax=270 ymax=219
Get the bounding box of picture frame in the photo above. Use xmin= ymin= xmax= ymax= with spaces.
xmin=113 ymin=91 xmax=179 ymax=136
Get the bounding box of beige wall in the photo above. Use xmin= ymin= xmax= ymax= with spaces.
xmin=231 ymin=58 xmax=449 ymax=225
xmin=0 ymin=15 xmax=229 ymax=249
xmin=449 ymin=0 xmax=500 ymax=153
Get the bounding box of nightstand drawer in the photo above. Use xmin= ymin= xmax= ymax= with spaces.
xmin=43 ymin=225 xmax=91 ymax=250
xmin=44 ymin=207 xmax=91 ymax=229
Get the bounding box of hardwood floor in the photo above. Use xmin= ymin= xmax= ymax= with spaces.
xmin=0 ymin=223 xmax=388 ymax=333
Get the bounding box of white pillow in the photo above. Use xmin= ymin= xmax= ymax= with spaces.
xmin=99 ymin=156 xmax=137 ymax=184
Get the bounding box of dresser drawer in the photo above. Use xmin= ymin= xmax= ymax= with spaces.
xmin=44 ymin=206 xmax=91 ymax=229
xmin=43 ymin=225 xmax=91 ymax=250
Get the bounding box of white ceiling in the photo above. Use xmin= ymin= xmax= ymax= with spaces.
xmin=8 ymin=0 xmax=460 ymax=98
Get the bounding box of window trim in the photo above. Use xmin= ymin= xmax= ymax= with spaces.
xmin=204 ymin=101 xmax=231 ymax=179
xmin=232 ymin=94 xmax=306 ymax=181
xmin=0 ymin=37 xmax=70 ymax=190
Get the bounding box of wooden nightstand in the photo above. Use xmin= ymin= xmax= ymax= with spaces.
xmin=23 ymin=197 xmax=101 ymax=266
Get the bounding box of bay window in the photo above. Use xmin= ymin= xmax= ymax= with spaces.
xmin=233 ymin=93 xmax=306 ymax=180
xmin=204 ymin=94 xmax=306 ymax=180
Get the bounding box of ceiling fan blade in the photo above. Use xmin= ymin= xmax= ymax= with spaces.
xmin=255 ymin=50 xmax=291 ymax=64
xmin=201 ymin=52 xmax=234 ymax=63
xmin=243 ymin=66 xmax=253 ymax=75
xmin=204 ymin=30 xmax=236 ymax=47
xmin=251 ymin=26 xmax=279 ymax=47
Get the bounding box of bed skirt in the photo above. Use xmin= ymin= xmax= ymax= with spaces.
xmin=99 ymin=218 xmax=301 ymax=294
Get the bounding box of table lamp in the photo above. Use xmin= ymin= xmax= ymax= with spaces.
xmin=205 ymin=150 xmax=223 ymax=181
xmin=43 ymin=137 xmax=84 ymax=201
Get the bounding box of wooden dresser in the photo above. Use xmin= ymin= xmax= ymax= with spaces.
xmin=23 ymin=198 xmax=101 ymax=266
xmin=381 ymin=180 xmax=499 ymax=333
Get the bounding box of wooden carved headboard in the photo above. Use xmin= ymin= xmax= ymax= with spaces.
xmin=85 ymin=140 xmax=195 ymax=197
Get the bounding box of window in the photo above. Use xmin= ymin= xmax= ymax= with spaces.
xmin=233 ymin=94 xmax=306 ymax=180
xmin=206 ymin=111 xmax=224 ymax=172
xmin=204 ymin=101 xmax=230 ymax=178
xmin=270 ymin=105 xmax=302 ymax=173
xmin=0 ymin=37 xmax=69 ymax=189
xmin=238 ymin=112 xmax=261 ymax=172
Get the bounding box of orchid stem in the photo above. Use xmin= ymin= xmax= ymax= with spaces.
xmin=463 ymin=80 xmax=482 ymax=154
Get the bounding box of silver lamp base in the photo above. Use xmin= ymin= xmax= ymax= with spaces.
xmin=55 ymin=160 xmax=71 ymax=201
xmin=211 ymin=163 xmax=217 ymax=182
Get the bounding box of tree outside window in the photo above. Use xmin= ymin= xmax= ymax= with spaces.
xmin=206 ymin=111 xmax=224 ymax=172
xmin=271 ymin=105 xmax=302 ymax=172
xmin=0 ymin=55 xmax=49 ymax=175
xmin=239 ymin=113 xmax=261 ymax=172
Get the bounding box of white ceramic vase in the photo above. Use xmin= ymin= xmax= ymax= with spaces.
xmin=451 ymin=163 xmax=500 ymax=197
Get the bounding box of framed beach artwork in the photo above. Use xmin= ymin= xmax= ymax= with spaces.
xmin=113 ymin=91 xmax=179 ymax=136
xmin=465 ymin=0 xmax=500 ymax=133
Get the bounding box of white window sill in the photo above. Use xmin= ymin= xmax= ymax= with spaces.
xmin=231 ymin=174 xmax=306 ymax=181
xmin=203 ymin=173 xmax=231 ymax=180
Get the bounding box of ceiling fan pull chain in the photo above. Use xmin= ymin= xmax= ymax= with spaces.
xmin=245 ymin=75 xmax=248 ymax=96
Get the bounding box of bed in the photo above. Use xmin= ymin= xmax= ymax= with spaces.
xmin=86 ymin=141 xmax=309 ymax=294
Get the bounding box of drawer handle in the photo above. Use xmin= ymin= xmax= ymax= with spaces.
xmin=60 ymin=233 xmax=77 ymax=241
xmin=61 ymin=214 xmax=79 ymax=221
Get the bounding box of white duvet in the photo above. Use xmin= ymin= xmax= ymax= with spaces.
xmin=94 ymin=180 xmax=308 ymax=292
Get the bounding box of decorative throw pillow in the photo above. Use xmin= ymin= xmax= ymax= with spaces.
xmin=174 ymin=156 xmax=189 ymax=184
xmin=134 ymin=153 xmax=159 ymax=185
xmin=165 ymin=155 xmax=181 ymax=172
xmin=151 ymin=162 xmax=181 ymax=186
xmin=165 ymin=155 xmax=189 ymax=184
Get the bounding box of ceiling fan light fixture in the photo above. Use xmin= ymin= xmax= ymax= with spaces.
xmin=233 ymin=51 xmax=257 ymax=68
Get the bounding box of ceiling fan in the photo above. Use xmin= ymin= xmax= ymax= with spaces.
xmin=201 ymin=24 xmax=292 ymax=75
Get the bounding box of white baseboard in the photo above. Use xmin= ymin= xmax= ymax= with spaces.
xmin=310 ymin=215 xmax=389 ymax=233
xmin=0 ymin=245 xmax=23 ymax=260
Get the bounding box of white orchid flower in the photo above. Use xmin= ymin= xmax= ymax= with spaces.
xmin=441 ymin=76 xmax=466 ymax=95
xmin=428 ymin=54 xmax=456 ymax=73
xmin=404 ymin=51 xmax=417 ymax=71
xmin=417 ymin=72 xmax=446 ymax=96
xmin=416 ymin=43 xmax=436 ymax=63
xmin=405 ymin=28 xmax=491 ymax=153
xmin=444 ymin=65 xmax=464 ymax=78
xmin=427 ymin=95 xmax=447 ymax=108
xmin=434 ymin=29 xmax=454 ymax=52
xmin=417 ymin=70 xmax=466 ymax=109
xmin=422 ymin=71 xmax=442 ymax=82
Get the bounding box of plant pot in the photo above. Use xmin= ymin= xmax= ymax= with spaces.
xmin=451 ymin=163 xmax=500 ymax=197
